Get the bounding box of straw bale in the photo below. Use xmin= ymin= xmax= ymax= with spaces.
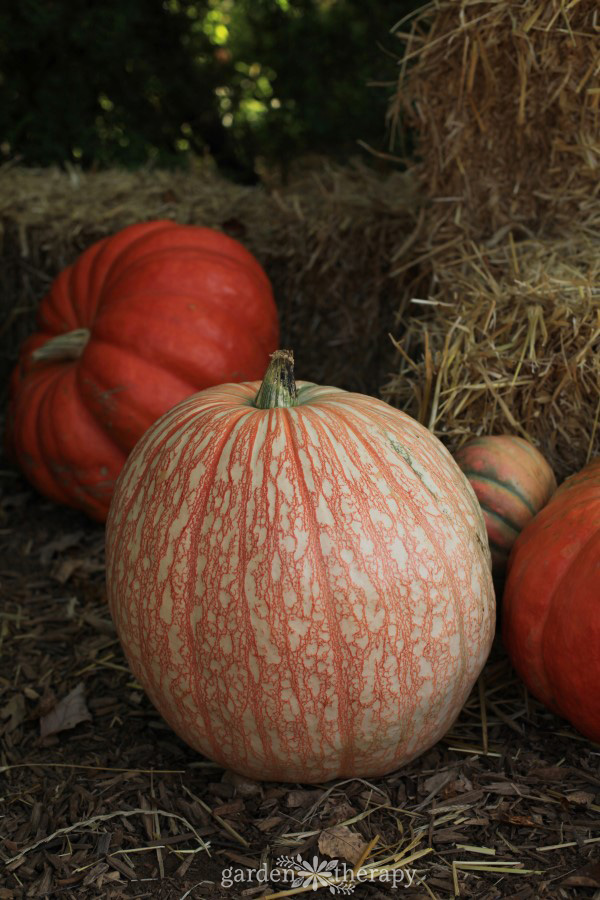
xmin=383 ymin=226 xmax=600 ymax=481
xmin=390 ymin=0 xmax=600 ymax=240
xmin=0 ymin=161 xmax=420 ymax=400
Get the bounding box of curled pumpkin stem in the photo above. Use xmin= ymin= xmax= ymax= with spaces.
xmin=254 ymin=349 xmax=298 ymax=409
xmin=31 ymin=328 xmax=91 ymax=363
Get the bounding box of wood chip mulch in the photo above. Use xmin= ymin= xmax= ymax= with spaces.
xmin=1 ymin=466 xmax=599 ymax=899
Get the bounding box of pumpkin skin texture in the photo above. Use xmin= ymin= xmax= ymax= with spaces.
xmin=106 ymin=355 xmax=495 ymax=783
xmin=502 ymin=458 xmax=600 ymax=743
xmin=455 ymin=435 xmax=556 ymax=577
xmin=7 ymin=220 xmax=278 ymax=521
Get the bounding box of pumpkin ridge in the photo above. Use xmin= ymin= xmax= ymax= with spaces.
xmin=69 ymin=234 xmax=119 ymax=324
xmin=60 ymin=261 xmax=84 ymax=330
xmin=95 ymin=222 xmax=178 ymax=300
xmin=458 ymin=469 xmax=536 ymax=516
xmin=538 ymin=521 xmax=600 ymax=712
xmin=476 ymin=500 xmax=521 ymax=535
xmin=70 ymin=235 xmax=112 ymax=322
xmin=79 ymin=330 xmax=201 ymax=394
xmin=33 ymin=366 xmax=74 ymax=498
xmin=103 ymin=250 xmax=275 ymax=348
xmin=38 ymin=367 xmax=112 ymax=513
xmin=120 ymin=409 xmax=249 ymax=766
xmin=15 ymin=366 xmax=64 ymax=496
xmin=113 ymin=244 xmax=269 ymax=289
xmin=36 ymin=266 xmax=79 ymax=334
xmin=99 ymin=223 xmax=270 ymax=299
xmin=87 ymin=312 xmax=262 ymax=394
xmin=109 ymin=400 xmax=226 ymax=533
xmin=72 ymin=361 xmax=127 ymax=458
xmin=282 ymin=408 xmax=354 ymax=775
xmin=70 ymin=248 xmax=101 ymax=325
xmin=227 ymin=411 xmax=286 ymax=774
xmin=323 ymin=402 xmax=474 ymax=730
xmin=507 ymin=436 xmax=551 ymax=465
xmin=253 ymin=413 xmax=311 ymax=766
xmin=167 ymin=412 xmax=253 ymax=767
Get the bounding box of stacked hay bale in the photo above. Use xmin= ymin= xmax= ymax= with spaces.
xmin=385 ymin=0 xmax=600 ymax=478
xmin=389 ymin=0 xmax=599 ymax=240
xmin=385 ymin=232 xmax=600 ymax=481
xmin=0 ymin=161 xmax=420 ymax=403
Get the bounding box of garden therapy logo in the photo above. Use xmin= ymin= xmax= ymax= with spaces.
xmin=220 ymin=853 xmax=419 ymax=892
xmin=277 ymin=854 xmax=355 ymax=893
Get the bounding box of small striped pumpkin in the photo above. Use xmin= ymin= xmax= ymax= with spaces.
xmin=455 ymin=435 xmax=557 ymax=577
xmin=106 ymin=351 xmax=495 ymax=782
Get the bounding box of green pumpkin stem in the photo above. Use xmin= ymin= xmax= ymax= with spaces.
xmin=254 ymin=349 xmax=298 ymax=409
xmin=31 ymin=328 xmax=91 ymax=363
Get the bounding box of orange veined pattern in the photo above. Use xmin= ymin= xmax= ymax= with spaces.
xmin=106 ymin=380 xmax=495 ymax=782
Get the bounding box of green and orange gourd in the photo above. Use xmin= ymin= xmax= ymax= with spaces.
xmin=106 ymin=350 xmax=495 ymax=782
xmin=7 ymin=220 xmax=279 ymax=520
xmin=455 ymin=435 xmax=557 ymax=577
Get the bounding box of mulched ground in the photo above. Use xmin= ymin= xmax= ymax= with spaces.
xmin=1 ymin=463 xmax=599 ymax=899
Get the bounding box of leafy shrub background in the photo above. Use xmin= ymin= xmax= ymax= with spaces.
xmin=0 ymin=0 xmax=420 ymax=179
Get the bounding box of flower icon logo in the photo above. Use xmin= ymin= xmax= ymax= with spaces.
xmin=276 ymin=855 xmax=356 ymax=894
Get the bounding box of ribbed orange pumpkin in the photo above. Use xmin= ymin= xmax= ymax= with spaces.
xmin=455 ymin=435 xmax=556 ymax=576
xmin=106 ymin=351 xmax=495 ymax=782
xmin=7 ymin=220 xmax=278 ymax=520
xmin=503 ymin=458 xmax=600 ymax=742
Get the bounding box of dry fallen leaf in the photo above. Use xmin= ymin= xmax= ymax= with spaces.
xmin=562 ymin=863 xmax=600 ymax=888
xmin=500 ymin=813 xmax=537 ymax=827
xmin=0 ymin=694 xmax=26 ymax=734
xmin=54 ymin=557 xmax=83 ymax=584
xmin=318 ymin=824 xmax=367 ymax=865
xmin=565 ymin=790 xmax=595 ymax=807
xmin=286 ymin=789 xmax=324 ymax=808
xmin=256 ymin=816 xmax=282 ymax=832
xmin=529 ymin=766 xmax=567 ymax=782
xmin=323 ymin=799 xmax=358 ymax=826
xmin=423 ymin=770 xmax=453 ymax=795
xmin=39 ymin=530 xmax=85 ymax=565
xmin=222 ymin=771 xmax=263 ymax=797
xmin=81 ymin=610 xmax=116 ymax=635
xmin=39 ymin=682 xmax=92 ymax=738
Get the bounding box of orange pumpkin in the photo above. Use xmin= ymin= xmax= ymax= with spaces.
xmin=502 ymin=458 xmax=600 ymax=742
xmin=455 ymin=435 xmax=556 ymax=576
xmin=106 ymin=351 xmax=495 ymax=782
xmin=7 ymin=220 xmax=278 ymax=520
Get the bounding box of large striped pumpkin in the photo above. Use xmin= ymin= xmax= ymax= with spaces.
xmin=106 ymin=351 xmax=495 ymax=782
xmin=7 ymin=220 xmax=278 ymax=521
xmin=503 ymin=458 xmax=600 ymax=742
xmin=455 ymin=435 xmax=556 ymax=577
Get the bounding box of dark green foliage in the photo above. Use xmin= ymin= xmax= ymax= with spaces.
xmin=217 ymin=0 xmax=421 ymax=176
xmin=0 ymin=0 xmax=421 ymax=178
xmin=0 ymin=0 xmax=229 ymax=169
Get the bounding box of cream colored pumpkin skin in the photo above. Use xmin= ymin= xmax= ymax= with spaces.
xmin=106 ymin=380 xmax=495 ymax=783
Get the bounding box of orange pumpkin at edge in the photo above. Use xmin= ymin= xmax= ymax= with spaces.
xmin=502 ymin=457 xmax=600 ymax=742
